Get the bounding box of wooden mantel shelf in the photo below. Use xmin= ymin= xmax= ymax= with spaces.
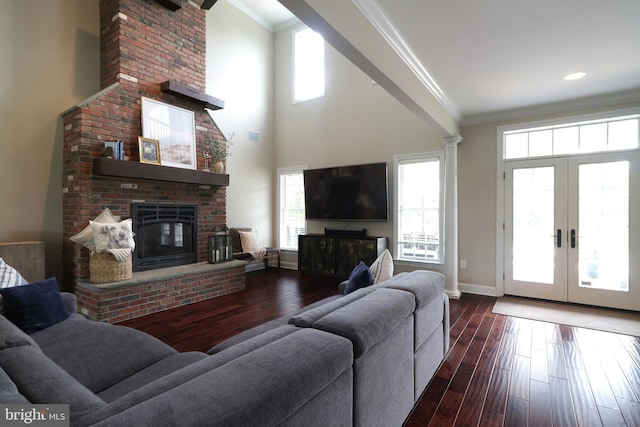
xmin=93 ymin=158 xmax=229 ymax=186
xmin=160 ymin=81 xmax=224 ymax=110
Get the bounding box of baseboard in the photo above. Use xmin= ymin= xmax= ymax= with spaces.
xmin=279 ymin=260 xmax=298 ymax=270
xmin=459 ymin=282 xmax=499 ymax=297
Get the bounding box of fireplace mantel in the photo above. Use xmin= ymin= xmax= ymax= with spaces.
xmin=160 ymin=81 xmax=224 ymax=110
xmin=93 ymin=157 xmax=229 ymax=186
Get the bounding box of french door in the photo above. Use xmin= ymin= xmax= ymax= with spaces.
xmin=504 ymin=151 xmax=640 ymax=311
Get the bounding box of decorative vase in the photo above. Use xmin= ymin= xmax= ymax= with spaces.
xmin=213 ymin=160 xmax=224 ymax=173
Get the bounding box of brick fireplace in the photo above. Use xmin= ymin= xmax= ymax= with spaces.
xmin=62 ymin=0 xmax=245 ymax=321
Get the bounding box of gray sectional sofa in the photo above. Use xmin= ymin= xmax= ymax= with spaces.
xmin=0 ymin=270 xmax=449 ymax=426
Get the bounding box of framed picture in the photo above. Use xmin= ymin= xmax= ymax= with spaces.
xmin=141 ymin=97 xmax=196 ymax=170
xmin=138 ymin=137 xmax=161 ymax=165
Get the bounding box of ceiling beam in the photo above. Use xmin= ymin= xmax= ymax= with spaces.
xmin=278 ymin=0 xmax=460 ymax=137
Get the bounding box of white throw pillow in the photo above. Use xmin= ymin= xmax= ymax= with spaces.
xmin=90 ymin=218 xmax=136 ymax=252
xmin=239 ymin=231 xmax=260 ymax=253
xmin=369 ymin=249 xmax=393 ymax=284
xmin=70 ymin=208 xmax=118 ymax=249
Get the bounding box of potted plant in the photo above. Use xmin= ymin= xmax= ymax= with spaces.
xmin=204 ymin=132 xmax=234 ymax=173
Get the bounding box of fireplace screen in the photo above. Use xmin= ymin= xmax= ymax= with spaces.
xmin=131 ymin=203 xmax=197 ymax=271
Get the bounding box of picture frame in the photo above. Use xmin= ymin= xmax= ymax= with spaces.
xmin=141 ymin=97 xmax=196 ymax=170
xmin=138 ymin=137 xmax=161 ymax=165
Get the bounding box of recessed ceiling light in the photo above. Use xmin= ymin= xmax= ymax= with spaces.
xmin=564 ymin=72 xmax=587 ymax=81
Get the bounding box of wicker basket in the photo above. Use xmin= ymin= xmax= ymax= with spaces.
xmin=90 ymin=250 xmax=132 ymax=283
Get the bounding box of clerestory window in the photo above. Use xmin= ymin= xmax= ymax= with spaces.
xmin=293 ymin=27 xmax=325 ymax=103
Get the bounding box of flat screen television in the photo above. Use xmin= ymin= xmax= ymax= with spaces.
xmin=303 ymin=162 xmax=389 ymax=221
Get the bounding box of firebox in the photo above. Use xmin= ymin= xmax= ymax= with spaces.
xmin=131 ymin=203 xmax=197 ymax=272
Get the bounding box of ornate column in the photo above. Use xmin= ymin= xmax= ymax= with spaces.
xmin=441 ymin=135 xmax=463 ymax=299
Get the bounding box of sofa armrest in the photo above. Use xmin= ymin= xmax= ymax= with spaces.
xmin=338 ymin=280 xmax=348 ymax=295
xmin=60 ymin=292 xmax=77 ymax=314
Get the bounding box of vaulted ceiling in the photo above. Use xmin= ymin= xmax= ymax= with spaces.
xmin=231 ymin=0 xmax=640 ymax=129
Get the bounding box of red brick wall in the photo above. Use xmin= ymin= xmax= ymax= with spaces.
xmin=76 ymin=264 xmax=246 ymax=323
xmin=62 ymin=0 xmax=228 ymax=290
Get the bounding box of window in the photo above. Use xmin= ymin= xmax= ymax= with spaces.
xmin=395 ymin=153 xmax=444 ymax=264
xmin=293 ymin=27 xmax=325 ymax=103
xmin=503 ymin=114 xmax=639 ymax=160
xmin=278 ymin=167 xmax=306 ymax=250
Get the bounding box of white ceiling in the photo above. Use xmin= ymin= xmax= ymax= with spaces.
xmin=229 ymin=0 xmax=640 ymax=125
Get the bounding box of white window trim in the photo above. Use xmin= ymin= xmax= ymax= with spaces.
xmin=277 ymin=165 xmax=308 ymax=251
xmin=394 ymin=151 xmax=445 ymax=266
xmin=292 ymin=26 xmax=325 ymax=104
xmin=495 ymin=107 xmax=640 ymax=297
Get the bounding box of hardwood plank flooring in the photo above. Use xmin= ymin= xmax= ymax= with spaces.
xmin=120 ymin=269 xmax=640 ymax=426
xmin=120 ymin=269 xmax=340 ymax=352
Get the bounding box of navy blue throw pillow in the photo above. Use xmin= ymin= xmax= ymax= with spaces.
xmin=343 ymin=261 xmax=373 ymax=295
xmin=0 ymin=277 xmax=70 ymax=334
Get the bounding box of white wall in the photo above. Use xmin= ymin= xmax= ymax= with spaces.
xmin=0 ymin=0 xmax=100 ymax=281
xmin=458 ymin=100 xmax=640 ymax=295
xmin=274 ymin=23 xmax=444 ymax=269
xmin=206 ymin=1 xmax=275 ymax=248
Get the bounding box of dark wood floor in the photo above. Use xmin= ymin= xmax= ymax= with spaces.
xmin=120 ymin=269 xmax=640 ymax=426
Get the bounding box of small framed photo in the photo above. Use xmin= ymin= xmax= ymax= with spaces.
xmin=138 ymin=137 xmax=161 ymax=165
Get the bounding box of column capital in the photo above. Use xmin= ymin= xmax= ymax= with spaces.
xmin=440 ymin=135 xmax=463 ymax=146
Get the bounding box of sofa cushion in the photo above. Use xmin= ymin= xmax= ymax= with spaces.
xmin=80 ymin=328 xmax=353 ymax=427
xmin=31 ymin=314 xmax=177 ymax=394
xmin=312 ymin=288 xmax=415 ymax=357
xmin=208 ymin=295 xmax=341 ymax=354
xmin=0 ymin=344 xmax=104 ymax=417
xmin=0 ymin=366 xmax=30 ymax=404
xmin=97 ymin=352 xmax=208 ymax=403
xmin=372 ymin=270 xmax=445 ymax=308
xmin=0 ymin=277 xmax=70 ymax=334
xmin=0 ymin=314 xmax=40 ymax=351
xmin=343 ymin=261 xmax=373 ymax=295
xmin=289 ymin=287 xmax=374 ymax=328
xmin=78 ymin=325 xmax=304 ymax=425
xmin=373 ymin=270 xmax=446 ymax=349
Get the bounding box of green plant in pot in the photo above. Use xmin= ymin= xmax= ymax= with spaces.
xmin=204 ymin=132 xmax=234 ymax=173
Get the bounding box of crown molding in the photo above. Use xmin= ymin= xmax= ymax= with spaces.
xmin=226 ymin=0 xmax=275 ymax=31
xmin=461 ymin=89 xmax=640 ymax=126
xmin=351 ymin=0 xmax=462 ymax=124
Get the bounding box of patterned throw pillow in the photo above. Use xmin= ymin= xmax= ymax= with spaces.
xmin=90 ymin=219 xmax=135 ymax=252
xmin=0 ymin=258 xmax=28 ymax=289
xmin=369 ymin=249 xmax=393 ymax=284
xmin=70 ymin=207 xmax=118 ymax=249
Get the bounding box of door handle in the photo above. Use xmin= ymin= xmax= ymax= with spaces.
xmin=556 ymin=229 xmax=562 ymax=248
xmin=571 ymin=229 xmax=576 ymax=248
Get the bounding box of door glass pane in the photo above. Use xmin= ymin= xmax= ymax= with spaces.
xmin=512 ymin=167 xmax=555 ymax=284
xmin=578 ymin=161 xmax=629 ymax=291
